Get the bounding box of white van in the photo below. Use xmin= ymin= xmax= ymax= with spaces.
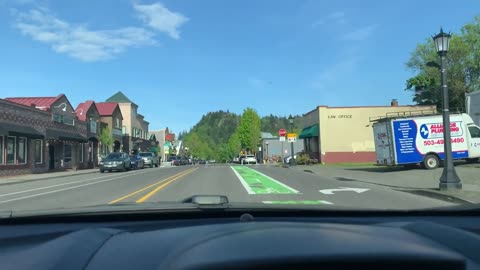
xmin=372 ymin=113 xmax=480 ymax=169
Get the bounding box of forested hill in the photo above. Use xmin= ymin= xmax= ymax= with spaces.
xmin=178 ymin=110 xmax=303 ymax=160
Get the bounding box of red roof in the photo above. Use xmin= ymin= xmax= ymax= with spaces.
xmin=96 ymin=102 xmax=118 ymax=116
xmin=75 ymin=100 xmax=96 ymax=121
xmin=5 ymin=94 xmax=65 ymax=111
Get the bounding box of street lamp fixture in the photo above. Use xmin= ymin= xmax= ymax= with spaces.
xmin=432 ymin=28 xmax=462 ymax=190
xmin=265 ymin=141 xmax=269 ymax=163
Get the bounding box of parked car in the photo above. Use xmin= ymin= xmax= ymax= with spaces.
xmin=99 ymin=152 xmax=131 ymax=173
xmin=198 ymin=159 xmax=206 ymax=165
xmin=129 ymin=154 xmax=144 ymax=169
xmin=233 ymin=156 xmax=240 ymax=164
xmin=139 ymin=152 xmax=160 ymax=168
xmin=243 ymin=155 xmax=257 ymax=165
xmin=172 ymin=156 xmax=182 ymax=166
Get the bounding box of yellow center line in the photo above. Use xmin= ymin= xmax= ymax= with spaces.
xmin=108 ymin=167 xmax=197 ymax=204
xmin=136 ymin=167 xmax=198 ymax=203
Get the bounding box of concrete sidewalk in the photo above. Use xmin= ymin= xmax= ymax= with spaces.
xmin=0 ymin=169 xmax=99 ymax=185
xmin=291 ymin=163 xmax=480 ymax=204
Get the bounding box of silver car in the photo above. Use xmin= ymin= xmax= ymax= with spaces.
xmin=139 ymin=152 xmax=160 ymax=168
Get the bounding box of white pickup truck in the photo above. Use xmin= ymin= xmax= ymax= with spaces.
xmin=372 ymin=113 xmax=480 ymax=169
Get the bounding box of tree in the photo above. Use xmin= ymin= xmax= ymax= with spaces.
xmin=405 ymin=16 xmax=480 ymax=111
xmin=99 ymin=127 xmax=113 ymax=154
xmin=237 ymin=108 xmax=261 ymax=151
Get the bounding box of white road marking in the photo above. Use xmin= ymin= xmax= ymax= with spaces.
xmin=0 ymin=171 xmax=150 ymax=204
xmin=0 ymin=170 xmax=149 ymax=198
xmin=263 ymin=200 xmax=333 ymax=205
xmin=319 ymin=187 xmax=369 ymax=195
xmin=230 ymin=167 xmax=255 ymax=194
xmin=248 ymin=168 xmax=300 ymax=194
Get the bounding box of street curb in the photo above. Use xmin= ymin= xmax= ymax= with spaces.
xmin=0 ymin=170 xmax=99 ymax=186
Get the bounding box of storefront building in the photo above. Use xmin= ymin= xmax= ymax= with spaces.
xmin=96 ymin=102 xmax=124 ymax=154
xmin=75 ymin=100 xmax=101 ymax=168
xmin=1 ymin=95 xmax=88 ymax=176
xmin=300 ymin=100 xmax=436 ymax=163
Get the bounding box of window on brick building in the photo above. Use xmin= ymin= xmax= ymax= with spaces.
xmin=80 ymin=143 xmax=84 ymax=163
xmin=64 ymin=144 xmax=72 ymax=162
xmin=18 ymin=137 xmax=27 ymax=164
xmin=34 ymin=139 xmax=43 ymax=164
xmin=0 ymin=136 xmax=4 ymax=165
xmin=7 ymin=136 xmax=15 ymax=164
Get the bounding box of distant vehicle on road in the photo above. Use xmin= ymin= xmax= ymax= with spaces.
xmin=198 ymin=159 xmax=206 ymax=164
xmin=139 ymin=152 xmax=160 ymax=168
xmin=373 ymin=113 xmax=480 ymax=169
xmin=99 ymin=152 xmax=131 ymax=173
xmin=129 ymin=154 xmax=144 ymax=169
xmin=233 ymin=156 xmax=240 ymax=163
xmin=172 ymin=156 xmax=182 ymax=166
xmin=242 ymin=155 xmax=257 ymax=165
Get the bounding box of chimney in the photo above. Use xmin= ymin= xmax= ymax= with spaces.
xmin=391 ymin=99 xmax=399 ymax=107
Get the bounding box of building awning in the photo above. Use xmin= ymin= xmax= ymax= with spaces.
xmin=0 ymin=122 xmax=44 ymax=139
xmin=46 ymin=129 xmax=87 ymax=143
xmin=299 ymin=124 xmax=319 ymax=139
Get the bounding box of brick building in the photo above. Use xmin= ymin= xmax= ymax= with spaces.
xmin=75 ymin=100 xmax=101 ymax=168
xmin=1 ymin=95 xmax=88 ymax=176
xmin=96 ymin=102 xmax=124 ymax=154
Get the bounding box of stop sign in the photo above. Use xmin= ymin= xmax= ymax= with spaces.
xmin=279 ymin=129 xmax=286 ymax=137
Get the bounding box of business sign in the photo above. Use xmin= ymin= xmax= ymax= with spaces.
xmin=287 ymin=133 xmax=297 ymax=142
xmin=392 ymin=115 xmax=468 ymax=164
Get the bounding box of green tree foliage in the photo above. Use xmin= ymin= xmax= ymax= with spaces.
xmin=406 ymin=16 xmax=480 ymax=111
xmin=181 ymin=110 xmax=303 ymax=161
xmin=237 ymin=108 xmax=261 ymax=151
xmin=99 ymin=127 xmax=113 ymax=153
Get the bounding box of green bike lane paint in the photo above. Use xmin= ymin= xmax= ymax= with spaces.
xmin=230 ymin=166 xmax=299 ymax=194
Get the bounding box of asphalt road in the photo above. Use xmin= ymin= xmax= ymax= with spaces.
xmin=0 ymin=165 xmax=455 ymax=212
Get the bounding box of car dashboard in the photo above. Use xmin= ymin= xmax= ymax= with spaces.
xmin=1 ymin=212 xmax=480 ymax=270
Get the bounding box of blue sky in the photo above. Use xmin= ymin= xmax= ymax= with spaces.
xmin=0 ymin=0 xmax=478 ymax=133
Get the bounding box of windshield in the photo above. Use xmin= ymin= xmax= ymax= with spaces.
xmin=1 ymin=1 xmax=479 ymax=216
xmin=106 ymin=153 xmax=123 ymax=159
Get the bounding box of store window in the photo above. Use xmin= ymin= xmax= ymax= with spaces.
xmin=7 ymin=137 xmax=15 ymax=164
xmin=80 ymin=144 xmax=84 ymax=162
xmin=34 ymin=139 xmax=43 ymax=164
xmin=64 ymin=144 xmax=72 ymax=162
xmin=0 ymin=136 xmax=4 ymax=165
xmin=18 ymin=137 xmax=27 ymax=164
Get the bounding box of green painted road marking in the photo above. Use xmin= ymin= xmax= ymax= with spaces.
xmin=231 ymin=166 xmax=299 ymax=194
xmin=263 ymin=200 xmax=333 ymax=205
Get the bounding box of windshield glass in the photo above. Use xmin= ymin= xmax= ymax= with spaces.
xmin=106 ymin=153 xmax=123 ymax=159
xmin=1 ymin=0 xmax=479 ymax=215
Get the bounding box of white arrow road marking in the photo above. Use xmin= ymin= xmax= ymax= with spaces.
xmin=318 ymin=187 xmax=369 ymax=195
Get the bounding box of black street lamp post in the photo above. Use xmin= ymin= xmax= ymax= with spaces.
xmin=289 ymin=117 xmax=295 ymax=165
xmin=432 ymin=28 xmax=462 ymax=190
xmin=266 ymin=141 xmax=269 ymax=163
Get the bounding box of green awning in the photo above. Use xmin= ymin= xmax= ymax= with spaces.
xmin=299 ymin=124 xmax=319 ymax=139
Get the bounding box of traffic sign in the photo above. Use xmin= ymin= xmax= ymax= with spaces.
xmin=287 ymin=133 xmax=297 ymax=142
xmin=279 ymin=136 xmax=286 ymax=142
xmin=279 ymin=129 xmax=287 ymax=137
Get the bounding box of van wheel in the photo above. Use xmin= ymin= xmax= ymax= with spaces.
xmin=423 ymin=154 xmax=440 ymax=169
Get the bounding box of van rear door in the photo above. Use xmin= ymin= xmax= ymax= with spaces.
xmin=373 ymin=121 xmax=394 ymax=165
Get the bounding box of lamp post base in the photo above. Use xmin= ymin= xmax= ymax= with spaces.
xmin=439 ymin=182 xmax=462 ymax=190
xmin=439 ymin=168 xmax=462 ymax=190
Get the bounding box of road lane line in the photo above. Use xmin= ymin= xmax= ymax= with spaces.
xmin=230 ymin=167 xmax=255 ymax=194
xmin=231 ymin=166 xmax=299 ymax=194
xmin=0 ymin=170 xmax=148 ymax=198
xmin=0 ymin=172 xmax=151 ymax=204
xmin=109 ymin=168 xmax=196 ymax=204
xmin=249 ymin=168 xmax=300 ymax=193
xmin=136 ymin=168 xmax=198 ymax=203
